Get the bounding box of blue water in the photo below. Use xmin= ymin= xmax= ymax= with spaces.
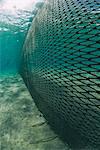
xmin=0 ymin=0 xmax=44 ymax=74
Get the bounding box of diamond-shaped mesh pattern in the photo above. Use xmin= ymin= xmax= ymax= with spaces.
xmin=20 ymin=0 xmax=100 ymax=148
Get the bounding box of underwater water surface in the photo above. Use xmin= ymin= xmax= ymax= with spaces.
xmin=0 ymin=0 xmax=100 ymax=149
xmin=0 ymin=0 xmax=44 ymax=74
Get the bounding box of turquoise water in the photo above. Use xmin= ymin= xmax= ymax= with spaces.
xmin=0 ymin=0 xmax=100 ymax=149
xmin=0 ymin=0 xmax=44 ymax=74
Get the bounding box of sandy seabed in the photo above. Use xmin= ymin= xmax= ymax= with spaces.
xmin=0 ymin=74 xmax=70 ymax=150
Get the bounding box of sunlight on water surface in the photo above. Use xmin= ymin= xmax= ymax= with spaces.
xmin=0 ymin=0 xmax=44 ymax=74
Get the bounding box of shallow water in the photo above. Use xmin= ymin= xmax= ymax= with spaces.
xmin=0 ymin=0 xmax=100 ymax=149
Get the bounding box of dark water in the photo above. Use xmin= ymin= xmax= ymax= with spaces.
xmin=0 ymin=0 xmax=44 ymax=74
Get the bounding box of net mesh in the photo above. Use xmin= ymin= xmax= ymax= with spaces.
xmin=20 ymin=0 xmax=100 ymax=148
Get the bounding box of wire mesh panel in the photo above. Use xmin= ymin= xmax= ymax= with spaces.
xmin=20 ymin=0 xmax=100 ymax=149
